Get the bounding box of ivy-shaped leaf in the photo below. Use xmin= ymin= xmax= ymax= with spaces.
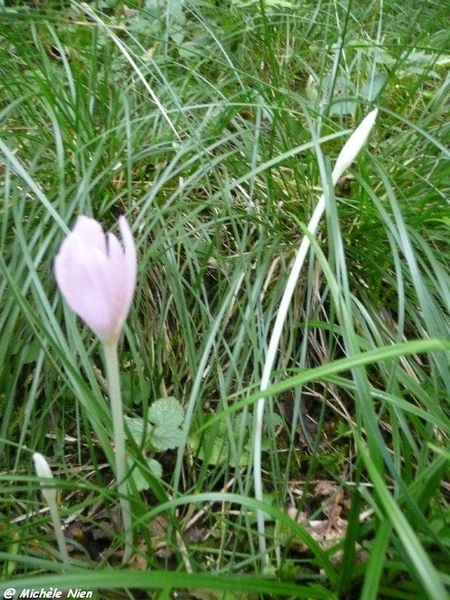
xmin=128 ymin=457 xmax=162 ymax=491
xmin=125 ymin=416 xmax=147 ymax=446
xmin=125 ymin=398 xmax=185 ymax=453
xmin=147 ymin=397 xmax=185 ymax=451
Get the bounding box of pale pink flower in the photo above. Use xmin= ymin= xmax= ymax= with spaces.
xmin=54 ymin=215 xmax=136 ymax=344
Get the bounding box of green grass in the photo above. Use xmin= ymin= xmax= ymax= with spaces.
xmin=1 ymin=0 xmax=450 ymax=598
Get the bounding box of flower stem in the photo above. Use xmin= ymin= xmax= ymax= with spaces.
xmin=255 ymin=195 xmax=325 ymax=568
xmin=254 ymin=109 xmax=378 ymax=568
xmin=33 ymin=453 xmax=71 ymax=568
xmin=48 ymin=499 xmax=71 ymax=568
xmin=103 ymin=340 xmax=132 ymax=564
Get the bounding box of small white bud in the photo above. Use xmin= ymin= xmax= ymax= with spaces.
xmin=332 ymin=108 xmax=379 ymax=185
xmin=33 ymin=452 xmax=54 ymax=480
xmin=32 ymin=452 xmax=70 ymax=565
xmin=33 ymin=452 xmax=56 ymax=506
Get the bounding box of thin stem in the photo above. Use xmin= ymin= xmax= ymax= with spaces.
xmin=254 ymin=194 xmax=326 ymax=568
xmin=33 ymin=453 xmax=70 ymax=568
xmin=47 ymin=500 xmax=71 ymax=567
xmin=103 ymin=340 xmax=133 ymax=564
xmin=254 ymin=109 xmax=379 ymax=568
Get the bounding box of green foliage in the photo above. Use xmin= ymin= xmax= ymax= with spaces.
xmin=128 ymin=397 xmax=185 ymax=452
xmin=1 ymin=0 xmax=450 ymax=598
xmin=189 ymin=411 xmax=283 ymax=467
xmin=126 ymin=397 xmax=184 ymax=485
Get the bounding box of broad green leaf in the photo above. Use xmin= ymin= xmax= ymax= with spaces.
xmin=125 ymin=416 xmax=147 ymax=447
xmin=126 ymin=398 xmax=185 ymax=452
xmin=129 ymin=457 xmax=163 ymax=490
xmin=150 ymin=426 xmax=184 ymax=451
xmin=147 ymin=397 xmax=185 ymax=450
xmin=148 ymin=397 xmax=184 ymax=429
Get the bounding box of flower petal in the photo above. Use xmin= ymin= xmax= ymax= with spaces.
xmin=118 ymin=216 xmax=137 ymax=319
xmin=55 ymin=215 xmax=137 ymax=343
xmin=72 ymin=216 xmax=108 ymax=255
